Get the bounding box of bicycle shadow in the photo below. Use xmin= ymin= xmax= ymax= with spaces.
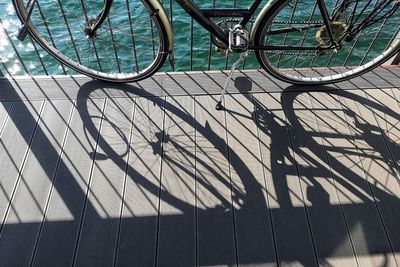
xmin=73 ymin=79 xmax=400 ymax=266
xmin=0 ymin=74 xmax=399 ymax=266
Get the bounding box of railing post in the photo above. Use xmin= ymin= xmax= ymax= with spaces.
xmin=390 ymin=51 xmax=400 ymax=65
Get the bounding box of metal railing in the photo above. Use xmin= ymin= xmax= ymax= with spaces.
xmin=0 ymin=0 xmax=399 ymax=77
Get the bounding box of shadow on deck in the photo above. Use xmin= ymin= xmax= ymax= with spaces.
xmin=0 ymin=67 xmax=399 ymax=266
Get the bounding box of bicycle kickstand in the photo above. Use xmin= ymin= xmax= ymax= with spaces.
xmin=215 ymin=51 xmax=248 ymax=111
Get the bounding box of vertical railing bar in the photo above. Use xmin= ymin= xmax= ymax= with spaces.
xmin=1 ymin=62 xmax=12 ymax=76
xmin=107 ymin=18 xmax=122 ymax=73
xmin=358 ymin=0 xmax=396 ymax=65
xmin=293 ymin=1 xmax=319 ymax=67
xmin=390 ymin=50 xmax=400 ymax=65
xmin=207 ymin=0 xmax=216 ymax=70
xmin=276 ymin=0 xmax=299 ymax=68
xmin=224 ymin=46 xmax=229 ymax=70
xmin=2 ymin=0 xmax=398 ymax=75
xmin=351 ymin=0 xmax=378 ymax=31
xmin=359 ymin=17 xmax=390 ymax=65
xmin=324 ymin=0 xmax=347 ymax=67
xmin=190 ymin=17 xmax=194 ymax=71
xmin=79 ymin=0 xmax=103 ymax=71
xmin=169 ymin=0 xmax=174 ymax=70
xmin=342 ymin=0 xmax=380 ymax=65
xmin=385 ymin=24 xmax=400 ymax=51
xmin=28 ymin=35 xmax=48 ymax=75
xmin=242 ymin=11 xmax=258 ymax=70
xmin=347 ymin=0 xmax=360 ymax=29
xmin=35 ymin=1 xmax=67 ymax=74
xmin=207 ymin=41 xmax=213 ymax=71
xmin=149 ymin=17 xmax=156 ymax=60
xmin=0 ymin=18 xmax=29 ymax=75
xmin=56 ymin=0 xmax=82 ymax=65
xmin=224 ymin=0 xmax=237 ymax=70
xmin=26 ymin=0 xmax=34 ymax=9
xmin=300 ymin=0 xmax=323 ymax=68
xmin=125 ymin=0 xmax=139 ymax=73
xmin=169 ymin=0 xmax=174 ymax=32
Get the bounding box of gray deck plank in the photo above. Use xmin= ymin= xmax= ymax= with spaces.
xmin=390 ymin=88 xmax=400 ymax=107
xmin=224 ymin=94 xmax=277 ymax=266
xmin=364 ymin=89 xmax=400 ymax=172
xmin=309 ymin=91 xmax=375 ymax=266
xmin=312 ymin=90 xmax=396 ymax=266
xmin=253 ymin=93 xmax=317 ymax=266
xmin=384 ymin=67 xmax=400 ymax=80
xmin=356 ymin=89 xmax=400 ymax=261
xmin=351 ymin=74 xmax=380 ymax=89
xmin=371 ymin=69 xmax=399 ymax=88
xmin=157 ymin=96 xmax=196 ymax=267
xmin=356 ymin=71 xmax=394 ymax=89
xmin=115 ymin=96 xmax=164 ymax=267
xmin=74 ymin=97 xmax=135 ymax=266
xmin=194 ymin=95 xmax=236 ymax=266
xmin=2 ymin=67 xmax=399 ymax=102
xmin=0 ymin=102 xmax=12 ymax=134
xmin=0 ymin=99 xmax=74 ymax=266
xmin=0 ymin=100 xmax=43 ymax=228
xmin=287 ymin=91 xmax=359 ymax=267
xmin=31 ymin=98 xmax=105 ymax=267
xmin=0 ymin=67 xmax=400 ymax=266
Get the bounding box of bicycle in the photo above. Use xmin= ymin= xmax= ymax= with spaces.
xmin=12 ymin=0 xmax=400 ymax=85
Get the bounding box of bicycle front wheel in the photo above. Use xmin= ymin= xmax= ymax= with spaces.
xmin=13 ymin=0 xmax=169 ymax=82
xmin=255 ymin=0 xmax=400 ymax=84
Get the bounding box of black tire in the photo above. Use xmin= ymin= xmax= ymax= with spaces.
xmin=254 ymin=0 xmax=400 ymax=85
xmin=13 ymin=0 xmax=169 ymax=82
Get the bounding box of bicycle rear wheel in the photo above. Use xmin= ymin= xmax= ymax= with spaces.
xmin=13 ymin=0 xmax=169 ymax=82
xmin=255 ymin=0 xmax=400 ymax=84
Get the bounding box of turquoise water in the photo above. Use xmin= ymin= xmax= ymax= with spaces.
xmin=0 ymin=0 xmax=397 ymax=76
xmin=0 ymin=0 xmax=263 ymax=76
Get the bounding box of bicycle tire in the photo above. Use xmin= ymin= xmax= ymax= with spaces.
xmin=13 ymin=0 xmax=169 ymax=82
xmin=254 ymin=0 xmax=400 ymax=85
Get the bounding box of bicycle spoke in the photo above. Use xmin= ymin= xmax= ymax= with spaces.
xmin=17 ymin=0 xmax=167 ymax=80
xmin=257 ymin=0 xmax=400 ymax=83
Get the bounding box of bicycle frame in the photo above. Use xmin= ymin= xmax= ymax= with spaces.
xmin=173 ymin=0 xmax=264 ymax=45
xmin=177 ymin=0 xmax=342 ymax=50
xmin=175 ymin=0 xmax=335 ymax=49
xmin=22 ymin=0 xmax=400 ymax=55
xmin=63 ymin=0 xmax=400 ymax=53
xmin=88 ymin=0 xmax=336 ymax=51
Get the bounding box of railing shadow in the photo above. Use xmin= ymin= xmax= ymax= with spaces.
xmin=0 ymin=75 xmax=399 ymax=266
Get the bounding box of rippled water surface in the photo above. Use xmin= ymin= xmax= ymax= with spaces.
xmin=0 ymin=0 xmax=397 ymax=76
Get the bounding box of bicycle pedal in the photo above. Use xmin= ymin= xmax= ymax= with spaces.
xmin=229 ymin=25 xmax=249 ymax=53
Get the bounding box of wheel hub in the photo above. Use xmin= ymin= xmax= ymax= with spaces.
xmin=316 ymin=21 xmax=347 ymax=45
xmin=84 ymin=18 xmax=98 ymax=38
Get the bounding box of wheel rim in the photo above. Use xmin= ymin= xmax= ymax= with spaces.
xmin=258 ymin=0 xmax=400 ymax=83
xmin=18 ymin=0 xmax=167 ymax=81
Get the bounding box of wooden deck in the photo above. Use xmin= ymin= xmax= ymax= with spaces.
xmin=0 ymin=67 xmax=399 ymax=266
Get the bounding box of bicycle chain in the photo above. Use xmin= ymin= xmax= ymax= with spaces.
xmin=212 ymin=19 xmax=324 ymax=56
xmin=272 ymin=20 xmax=325 ymax=25
xmin=263 ymin=51 xmax=317 ymax=56
xmin=215 ymin=20 xmax=325 ymax=25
